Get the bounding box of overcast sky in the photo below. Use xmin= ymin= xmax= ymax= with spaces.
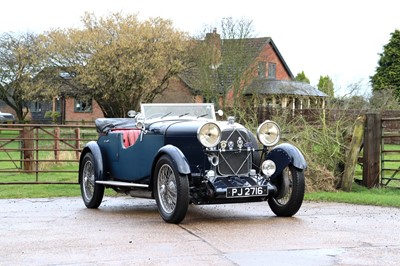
xmin=1 ymin=0 xmax=399 ymax=96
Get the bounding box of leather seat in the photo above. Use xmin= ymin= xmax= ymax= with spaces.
xmin=111 ymin=129 xmax=141 ymax=148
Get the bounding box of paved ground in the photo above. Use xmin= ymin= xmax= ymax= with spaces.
xmin=0 ymin=197 xmax=399 ymax=266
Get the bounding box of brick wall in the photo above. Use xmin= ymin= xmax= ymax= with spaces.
xmin=257 ymin=43 xmax=292 ymax=80
xmin=225 ymin=42 xmax=293 ymax=106
xmin=64 ymin=97 xmax=104 ymax=122
xmin=153 ymin=79 xmax=197 ymax=103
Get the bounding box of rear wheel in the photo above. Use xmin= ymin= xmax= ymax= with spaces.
xmin=154 ymin=155 xmax=189 ymax=223
xmin=268 ymin=164 xmax=304 ymax=217
xmin=80 ymin=152 xmax=104 ymax=208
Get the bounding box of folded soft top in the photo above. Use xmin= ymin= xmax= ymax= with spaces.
xmin=95 ymin=118 xmax=137 ymax=133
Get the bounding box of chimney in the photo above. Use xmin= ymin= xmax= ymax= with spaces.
xmin=205 ymin=28 xmax=221 ymax=68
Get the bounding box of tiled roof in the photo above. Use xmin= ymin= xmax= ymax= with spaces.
xmin=179 ymin=36 xmax=325 ymax=98
xmin=245 ymin=79 xmax=328 ymax=97
xmin=180 ymin=37 xmax=280 ymax=94
xmin=222 ymin=37 xmax=294 ymax=78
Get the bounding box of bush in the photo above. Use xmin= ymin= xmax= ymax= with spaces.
xmin=270 ymin=109 xmax=357 ymax=191
xmin=44 ymin=111 xmax=61 ymax=124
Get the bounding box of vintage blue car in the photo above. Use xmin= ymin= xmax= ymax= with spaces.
xmin=79 ymin=103 xmax=306 ymax=223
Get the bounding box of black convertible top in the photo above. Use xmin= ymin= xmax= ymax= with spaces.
xmin=95 ymin=118 xmax=137 ymax=133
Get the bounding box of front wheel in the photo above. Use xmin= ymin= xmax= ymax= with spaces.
xmin=79 ymin=152 xmax=104 ymax=209
xmin=268 ymin=164 xmax=305 ymax=217
xmin=154 ymin=155 xmax=189 ymax=224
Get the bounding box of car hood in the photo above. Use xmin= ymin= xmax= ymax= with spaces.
xmin=148 ymin=120 xmax=206 ymax=136
xmin=147 ymin=119 xmax=246 ymax=136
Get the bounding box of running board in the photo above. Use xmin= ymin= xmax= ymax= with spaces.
xmin=96 ymin=180 xmax=149 ymax=188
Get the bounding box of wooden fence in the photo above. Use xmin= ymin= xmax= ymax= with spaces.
xmin=0 ymin=124 xmax=98 ymax=184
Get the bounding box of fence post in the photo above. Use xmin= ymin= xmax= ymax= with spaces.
xmin=341 ymin=115 xmax=365 ymax=191
xmin=23 ymin=127 xmax=34 ymax=171
xmin=363 ymin=112 xmax=381 ymax=188
xmin=54 ymin=127 xmax=60 ymax=161
xmin=75 ymin=128 xmax=81 ymax=160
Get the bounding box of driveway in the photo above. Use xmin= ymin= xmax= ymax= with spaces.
xmin=1 ymin=197 xmax=399 ymax=265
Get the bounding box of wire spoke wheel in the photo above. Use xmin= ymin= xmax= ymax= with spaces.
xmin=275 ymin=167 xmax=293 ymax=205
xmin=82 ymin=159 xmax=95 ymax=202
xmin=79 ymin=152 xmax=104 ymax=209
xmin=158 ymin=164 xmax=178 ymax=214
xmin=154 ymin=155 xmax=189 ymax=223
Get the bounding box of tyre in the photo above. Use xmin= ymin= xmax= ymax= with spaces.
xmin=79 ymin=152 xmax=104 ymax=209
xmin=154 ymin=155 xmax=189 ymax=223
xmin=268 ymin=164 xmax=305 ymax=217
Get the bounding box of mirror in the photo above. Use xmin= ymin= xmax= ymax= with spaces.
xmin=127 ymin=110 xmax=136 ymax=118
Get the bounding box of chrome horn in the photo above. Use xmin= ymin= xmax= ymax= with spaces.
xmin=208 ymin=154 xmax=219 ymax=166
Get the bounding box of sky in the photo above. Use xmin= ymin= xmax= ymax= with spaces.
xmin=1 ymin=0 xmax=399 ymax=96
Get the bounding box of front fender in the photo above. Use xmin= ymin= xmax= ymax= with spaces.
xmin=152 ymin=144 xmax=191 ymax=175
xmin=267 ymin=143 xmax=307 ymax=179
xmin=79 ymin=141 xmax=105 ymax=182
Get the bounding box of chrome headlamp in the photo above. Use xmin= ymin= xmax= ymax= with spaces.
xmin=261 ymin=160 xmax=276 ymax=177
xmin=197 ymin=122 xmax=221 ymax=148
xmin=257 ymin=120 xmax=280 ymax=146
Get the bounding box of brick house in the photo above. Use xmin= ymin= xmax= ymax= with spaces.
xmin=24 ymin=96 xmax=103 ymax=124
xmin=155 ymin=29 xmax=327 ymax=110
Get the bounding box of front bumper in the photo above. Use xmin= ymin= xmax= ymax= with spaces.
xmin=210 ymin=175 xmax=277 ymax=198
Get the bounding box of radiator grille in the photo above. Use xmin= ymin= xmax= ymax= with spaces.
xmin=218 ymin=129 xmax=252 ymax=175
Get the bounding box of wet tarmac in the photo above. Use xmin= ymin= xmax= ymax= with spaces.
xmin=1 ymin=197 xmax=399 ymax=265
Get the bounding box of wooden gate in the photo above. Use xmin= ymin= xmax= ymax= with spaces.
xmin=0 ymin=124 xmax=97 ymax=184
xmin=363 ymin=113 xmax=400 ymax=188
xmin=380 ymin=116 xmax=400 ymax=187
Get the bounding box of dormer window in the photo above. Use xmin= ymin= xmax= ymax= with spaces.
xmin=268 ymin=63 xmax=276 ymax=79
xmin=258 ymin=62 xmax=266 ymax=78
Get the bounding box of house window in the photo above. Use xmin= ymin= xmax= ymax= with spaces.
xmin=258 ymin=62 xmax=266 ymax=78
xmin=55 ymin=97 xmax=62 ymax=112
xmin=74 ymin=99 xmax=92 ymax=113
xmin=30 ymin=102 xmax=42 ymax=113
xmin=268 ymin=63 xmax=276 ymax=79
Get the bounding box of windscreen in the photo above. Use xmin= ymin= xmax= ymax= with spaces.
xmin=141 ymin=103 xmax=216 ymax=120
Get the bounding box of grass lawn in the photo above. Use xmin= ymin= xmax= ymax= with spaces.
xmin=0 ymin=184 xmax=81 ymax=198
xmin=305 ymin=184 xmax=400 ymax=208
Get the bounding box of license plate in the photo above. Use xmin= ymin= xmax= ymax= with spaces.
xmin=226 ymin=186 xmax=268 ymax=198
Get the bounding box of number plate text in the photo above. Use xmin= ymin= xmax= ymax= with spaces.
xmin=226 ymin=186 xmax=268 ymax=198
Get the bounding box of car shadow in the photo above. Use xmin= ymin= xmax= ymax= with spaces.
xmin=184 ymin=203 xmax=304 ymax=224
xmin=79 ymin=197 xmax=304 ymax=225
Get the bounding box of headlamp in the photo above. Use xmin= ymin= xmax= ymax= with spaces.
xmin=257 ymin=120 xmax=280 ymax=146
xmin=197 ymin=122 xmax=221 ymax=148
